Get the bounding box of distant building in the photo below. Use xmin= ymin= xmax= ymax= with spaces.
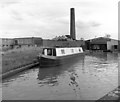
xmin=85 ymin=37 xmax=119 ymax=52
xmin=14 ymin=37 xmax=43 ymax=47
xmin=1 ymin=37 xmax=43 ymax=51
xmin=1 ymin=38 xmax=15 ymax=51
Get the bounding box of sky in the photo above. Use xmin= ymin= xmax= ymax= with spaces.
xmin=0 ymin=0 xmax=119 ymax=40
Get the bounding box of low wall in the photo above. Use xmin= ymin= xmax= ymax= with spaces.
xmin=43 ymin=40 xmax=85 ymax=47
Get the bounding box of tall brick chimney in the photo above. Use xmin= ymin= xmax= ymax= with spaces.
xmin=70 ymin=8 xmax=76 ymax=40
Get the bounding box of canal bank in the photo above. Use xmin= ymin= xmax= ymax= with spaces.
xmin=1 ymin=62 xmax=39 ymax=79
xmin=1 ymin=46 xmax=42 ymax=79
xmin=96 ymin=52 xmax=120 ymax=101
xmin=96 ymin=86 xmax=120 ymax=101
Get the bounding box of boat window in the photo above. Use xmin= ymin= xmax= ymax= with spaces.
xmin=42 ymin=49 xmax=44 ymax=54
xmin=61 ymin=49 xmax=65 ymax=54
xmin=79 ymin=49 xmax=81 ymax=52
xmin=44 ymin=49 xmax=47 ymax=55
xmin=53 ymin=49 xmax=56 ymax=56
xmin=47 ymin=49 xmax=52 ymax=56
xmin=71 ymin=49 xmax=74 ymax=53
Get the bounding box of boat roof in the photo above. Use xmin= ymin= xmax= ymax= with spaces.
xmin=43 ymin=46 xmax=81 ymax=49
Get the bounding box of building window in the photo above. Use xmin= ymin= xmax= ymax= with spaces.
xmin=114 ymin=45 xmax=118 ymax=49
xmin=14 ymin=40 xmax=18 ymax=45
xmin=61 ymin=49 xmax=65 ymax=54
xmin=19 ymin=45 xmax=21 ymax=48
xmin=93 ymin=45 xmax=100 ymax=50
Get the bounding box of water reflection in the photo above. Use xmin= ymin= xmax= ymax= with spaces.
xmin=87 ymin=52 xmax=118 ymax=61
xmin=37 ymin=55 xmax=85 ymax=87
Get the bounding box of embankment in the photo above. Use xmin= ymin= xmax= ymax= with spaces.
xmin=1 ymin=46 xmax=42 ymax=79
xmin=96 ymin=86 xmax=120 ymax=101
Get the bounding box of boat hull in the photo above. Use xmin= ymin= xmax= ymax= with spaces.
xmin=38 ymin=53 xmax=84 ymax=68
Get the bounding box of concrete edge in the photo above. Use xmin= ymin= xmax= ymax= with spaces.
xmin=96 ymin=86 xmax=120 ymax=101
xmin=0 ymin=62 xmax=39 ymax=80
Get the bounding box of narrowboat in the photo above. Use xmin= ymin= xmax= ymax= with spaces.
xmin=37 ymin=47 xmax=84 ymax=67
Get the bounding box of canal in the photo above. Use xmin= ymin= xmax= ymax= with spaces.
xmin=2 ymin=52 xmax=119 ymax=100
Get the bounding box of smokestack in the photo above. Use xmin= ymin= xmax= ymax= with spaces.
xmin=70 ymin=8 xmax=76 ymax=40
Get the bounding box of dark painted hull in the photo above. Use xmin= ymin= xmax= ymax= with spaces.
xmin=38 ymin=53 xmax=84 ymax=68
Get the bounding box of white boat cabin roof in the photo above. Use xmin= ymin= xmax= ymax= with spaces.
xmin=42 ymin=47 xmax=83 ymax=57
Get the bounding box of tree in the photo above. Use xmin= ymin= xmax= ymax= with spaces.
xmin=104 ymin=34 xmax=111 ymax=38
xmin=80 ymin=37 xmax=84 ymax=41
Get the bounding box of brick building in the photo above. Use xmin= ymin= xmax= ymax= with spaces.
xmin=1 ymin=38 xmax=15 ymax=51
xmin=14 ymin=37 xmax=43 ymax=47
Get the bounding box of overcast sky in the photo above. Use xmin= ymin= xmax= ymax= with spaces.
xmin=0 ymin=0 xmax=119 ymax=40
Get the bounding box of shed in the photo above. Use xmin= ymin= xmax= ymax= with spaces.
xmin=85 ymin=37 xmax=119 ymax=52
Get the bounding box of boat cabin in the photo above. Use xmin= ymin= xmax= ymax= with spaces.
xmin=42 ymin=48 xmax=56 ymax=56
xmin=42 ymin=47 xmax=83 ymax=57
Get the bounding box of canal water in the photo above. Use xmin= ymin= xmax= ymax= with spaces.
xmin=2 ymin=52 xmax=119 ymax=100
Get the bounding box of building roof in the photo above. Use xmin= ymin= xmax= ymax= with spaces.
xmin=14 ymin=37 xmax=42 ymax=39
xmin=86 ymin=37 xmax=119 ymax=44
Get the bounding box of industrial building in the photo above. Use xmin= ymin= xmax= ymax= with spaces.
xmin=14 ymin=37 xmax=43 ymax=47
xmin=1 ymin=38 xmax=15 ymax=51
xmin=1 ymin=37 xmax=43 ymax=51
xmin=85 ymin=37 xmax=119 ymax=52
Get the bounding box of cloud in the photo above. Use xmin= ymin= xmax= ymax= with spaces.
xmin=76 ymin=20 xmax=101 ymax=29
xmin=0 ymin=0 xmax=118 ymax=39
xmin=0 ymin=0 xmax=22 ymax=8
xmin=90 ymin=22 xmax=101 ymax=27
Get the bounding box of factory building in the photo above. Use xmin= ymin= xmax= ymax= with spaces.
xmin=14 ymin=37 xmax=43 ymax=47
xmin=1 ymin=38 xmax=15 ymax=51
xmin=85 ymin=37 xmax=119 ymax=52
xmin=1 ymin=37 xmax=43 ymax=51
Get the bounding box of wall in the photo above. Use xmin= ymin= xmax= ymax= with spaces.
xmin=42 ymin=39 xmax=85 ymax=48
xmin=33 ymin=38 xmax=43 ymax=46
xmin=107 ymin=39 xmax=118 ymax=51
xmin=2 ymin=38 xmax=15 ymax=51
xmin=14 ymin=37 xmax=43 ymax=46
xmin=118 ymin=41 xmax=120 ymax=51
xmin=15 ymin=38 xmax=34 ymax=45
